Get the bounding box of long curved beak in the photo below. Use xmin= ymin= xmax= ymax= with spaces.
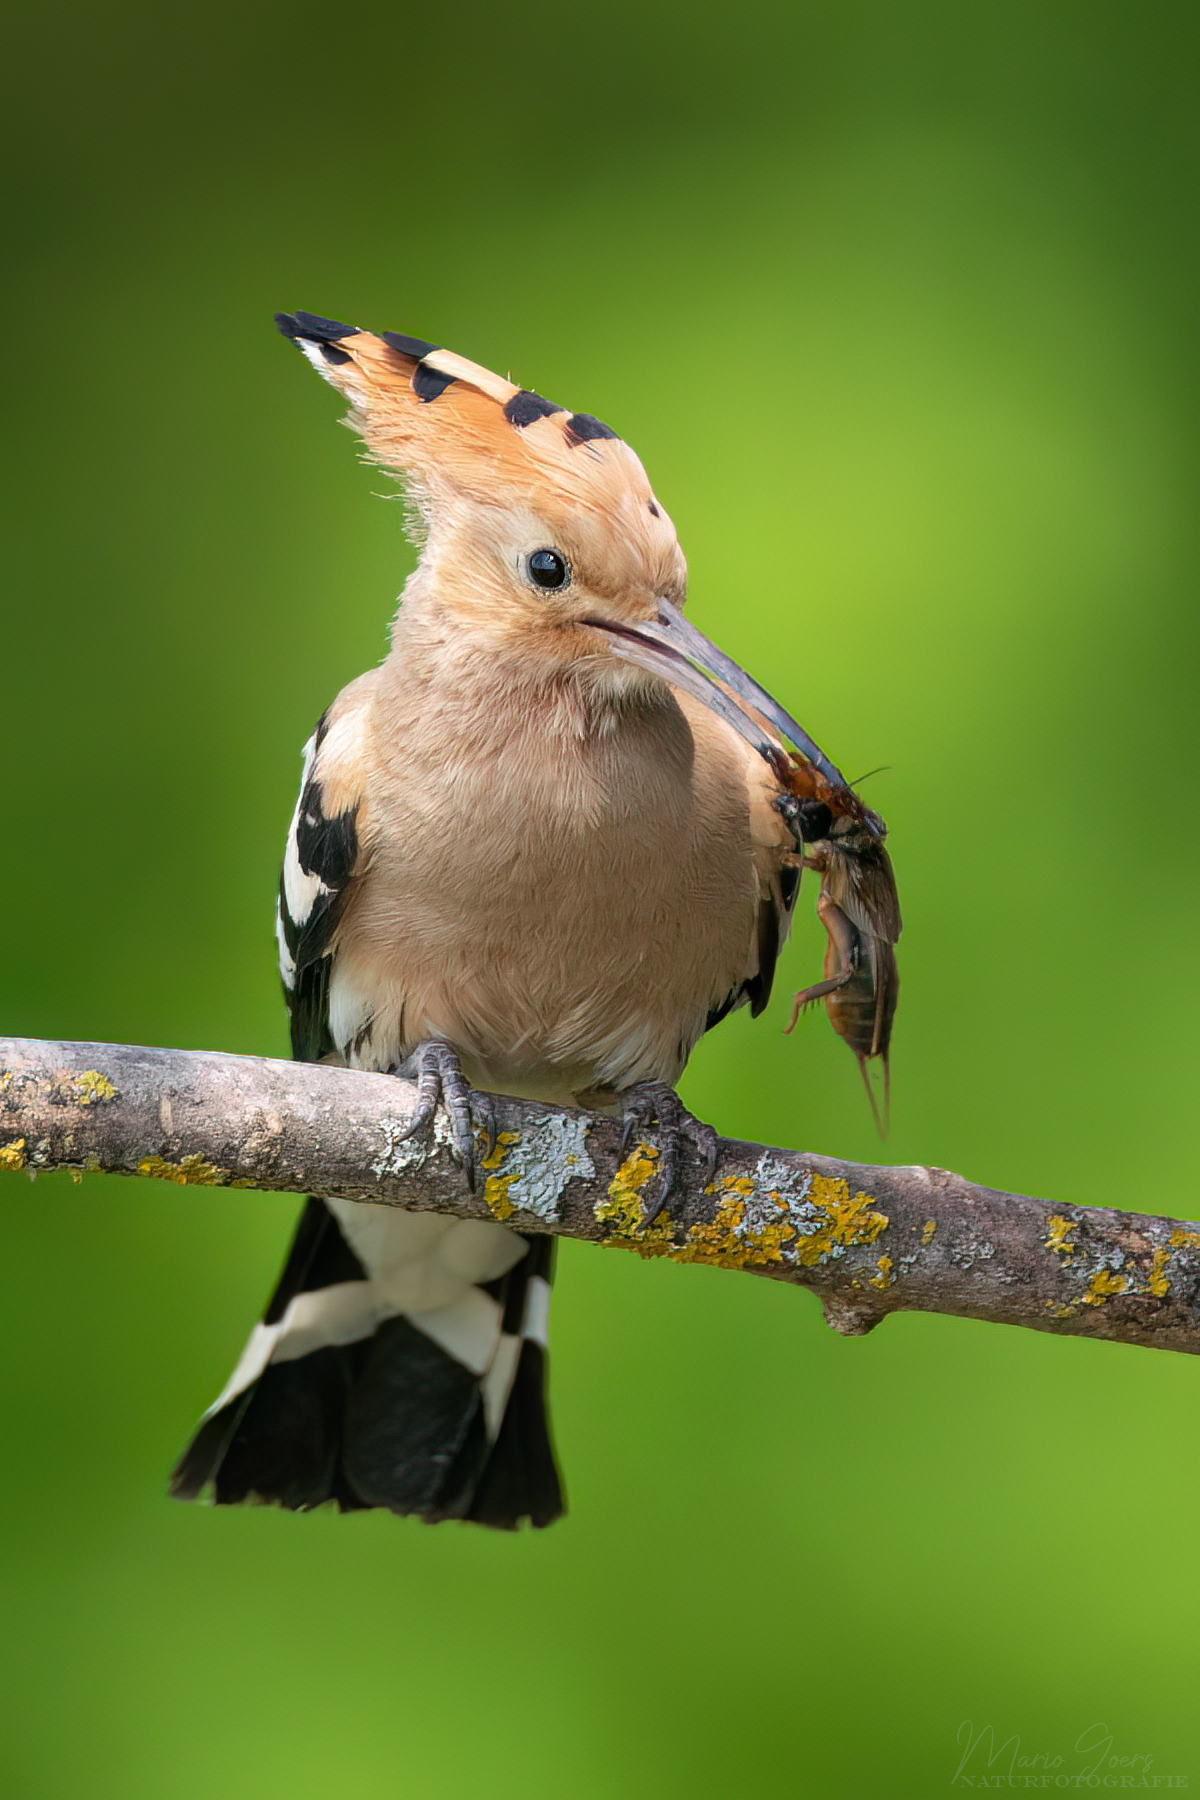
xmin=587 ymin=598 xmax=847 ymax=788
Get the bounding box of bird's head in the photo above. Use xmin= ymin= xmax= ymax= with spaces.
xmin=278 ymin=310 xmax=845 ymax=783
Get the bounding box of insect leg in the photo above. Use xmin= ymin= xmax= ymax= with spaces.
xmin=784 ymin=890 xmax=859 ymax=1034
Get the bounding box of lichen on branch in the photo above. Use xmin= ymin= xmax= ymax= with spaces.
xmin=3 ymin=1035 xmax=1200 ymax=1357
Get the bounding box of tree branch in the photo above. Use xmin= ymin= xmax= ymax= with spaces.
xmin=2 ymin=1035 xmax=1198 ymax=1354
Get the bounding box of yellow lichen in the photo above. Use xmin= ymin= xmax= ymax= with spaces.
xmin=1083 ymin=1266 xmax=1128 ymax=1306
xmin=679 ymin=1175 xmax=803 ymax=1267
xmin=0 ymin=1138 xmax=26 ymax=1171
xmin=480 ymin=1131 xmax=519 ymax=1171
xmin=920 ymin=1219 xmax=937 ymax=1247
xmin=478 ymin=1131 xmax=521 ymax=1220
xmin=791 ymin=1175 xmax=889 ymax=1268
xmin=596 ymin=1145 xmax=658 ymax=1224
xmin=484 ymin=1174 xmax=517 ymax=1221
xmin=594 ymin=1160 xmax=888 ymax=1274
xmin=73 ymin=1070 xmax=117 ymax=1105
xmin=1045 ymin=1215 xmax=1076 ymax=1258
xmin=870 ymin=1254 xmax=894 ymax=1290
xmin=1168 ymin=1228 xmax=1200 ymax=1250
xmin=136 ymin=1154 xmax=253 ymax=1188
xmin=593 ymin=1145 xmax=675 ymax=1255
xmin=1148 ymin=1246 xmax=1171 ymax=1299
xmin=49 ymin=1070 xmax=118 ymax=1106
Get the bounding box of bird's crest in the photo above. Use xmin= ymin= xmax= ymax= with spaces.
xmin=276 ymin=312 xmax=674 ymax=561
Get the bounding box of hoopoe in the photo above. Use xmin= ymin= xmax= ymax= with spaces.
xmin=171 ymin=310 xmax=899 ymax=1529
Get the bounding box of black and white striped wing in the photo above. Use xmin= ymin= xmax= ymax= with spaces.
xmin=172 ymin=701 xmax=564 ymax=1527
xmin=275 ymin=710 xmax=361 ymax=1063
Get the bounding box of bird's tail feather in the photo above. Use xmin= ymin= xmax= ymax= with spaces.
xmin=170 ymin=1198 xmax=563 ymax=1529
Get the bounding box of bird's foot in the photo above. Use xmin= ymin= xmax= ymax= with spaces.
xmin=389 ymin=1039 xmax=496 ymax=1192
xmin=618 ymin=1081 xmax=720 ymax=1226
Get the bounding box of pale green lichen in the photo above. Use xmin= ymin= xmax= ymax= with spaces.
xmin=369 ymin=1111 xmax=454 ymax=1180
xmin=479 ymin=1116 xmax=595 ymax=1223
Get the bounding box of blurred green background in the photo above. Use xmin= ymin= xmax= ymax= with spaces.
xmin=4 ymin=0 xmax=1200 ymax=1793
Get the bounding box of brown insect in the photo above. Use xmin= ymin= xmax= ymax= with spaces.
xmin=777 ymin=758 xmax=902 ymax=1135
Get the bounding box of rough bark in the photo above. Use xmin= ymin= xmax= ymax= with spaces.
xmin=2 ymin=1035 xmax=1198 ymax=1353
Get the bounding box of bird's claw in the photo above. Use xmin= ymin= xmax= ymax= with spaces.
xmin=618 ymin=1081 xmax=720 ymax=1225
xmin=390 ymin=1039 xmax=496 ymax=1192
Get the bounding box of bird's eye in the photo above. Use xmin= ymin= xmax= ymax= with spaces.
xmin=526 ymin=548 xmax=571 ymax=592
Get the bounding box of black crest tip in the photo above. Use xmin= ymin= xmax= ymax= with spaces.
xmin=381 ymin=330 xmax=441 ymax=361
xmin=276 ymin=311 xmax=359 ymax=345
xmin=504 ymin=390 xmax=565 ymax=428
xmin=411 ymin=364 xmax=456 ymax=403
xmin=564 ymin=413 xmax=619 ymax=446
